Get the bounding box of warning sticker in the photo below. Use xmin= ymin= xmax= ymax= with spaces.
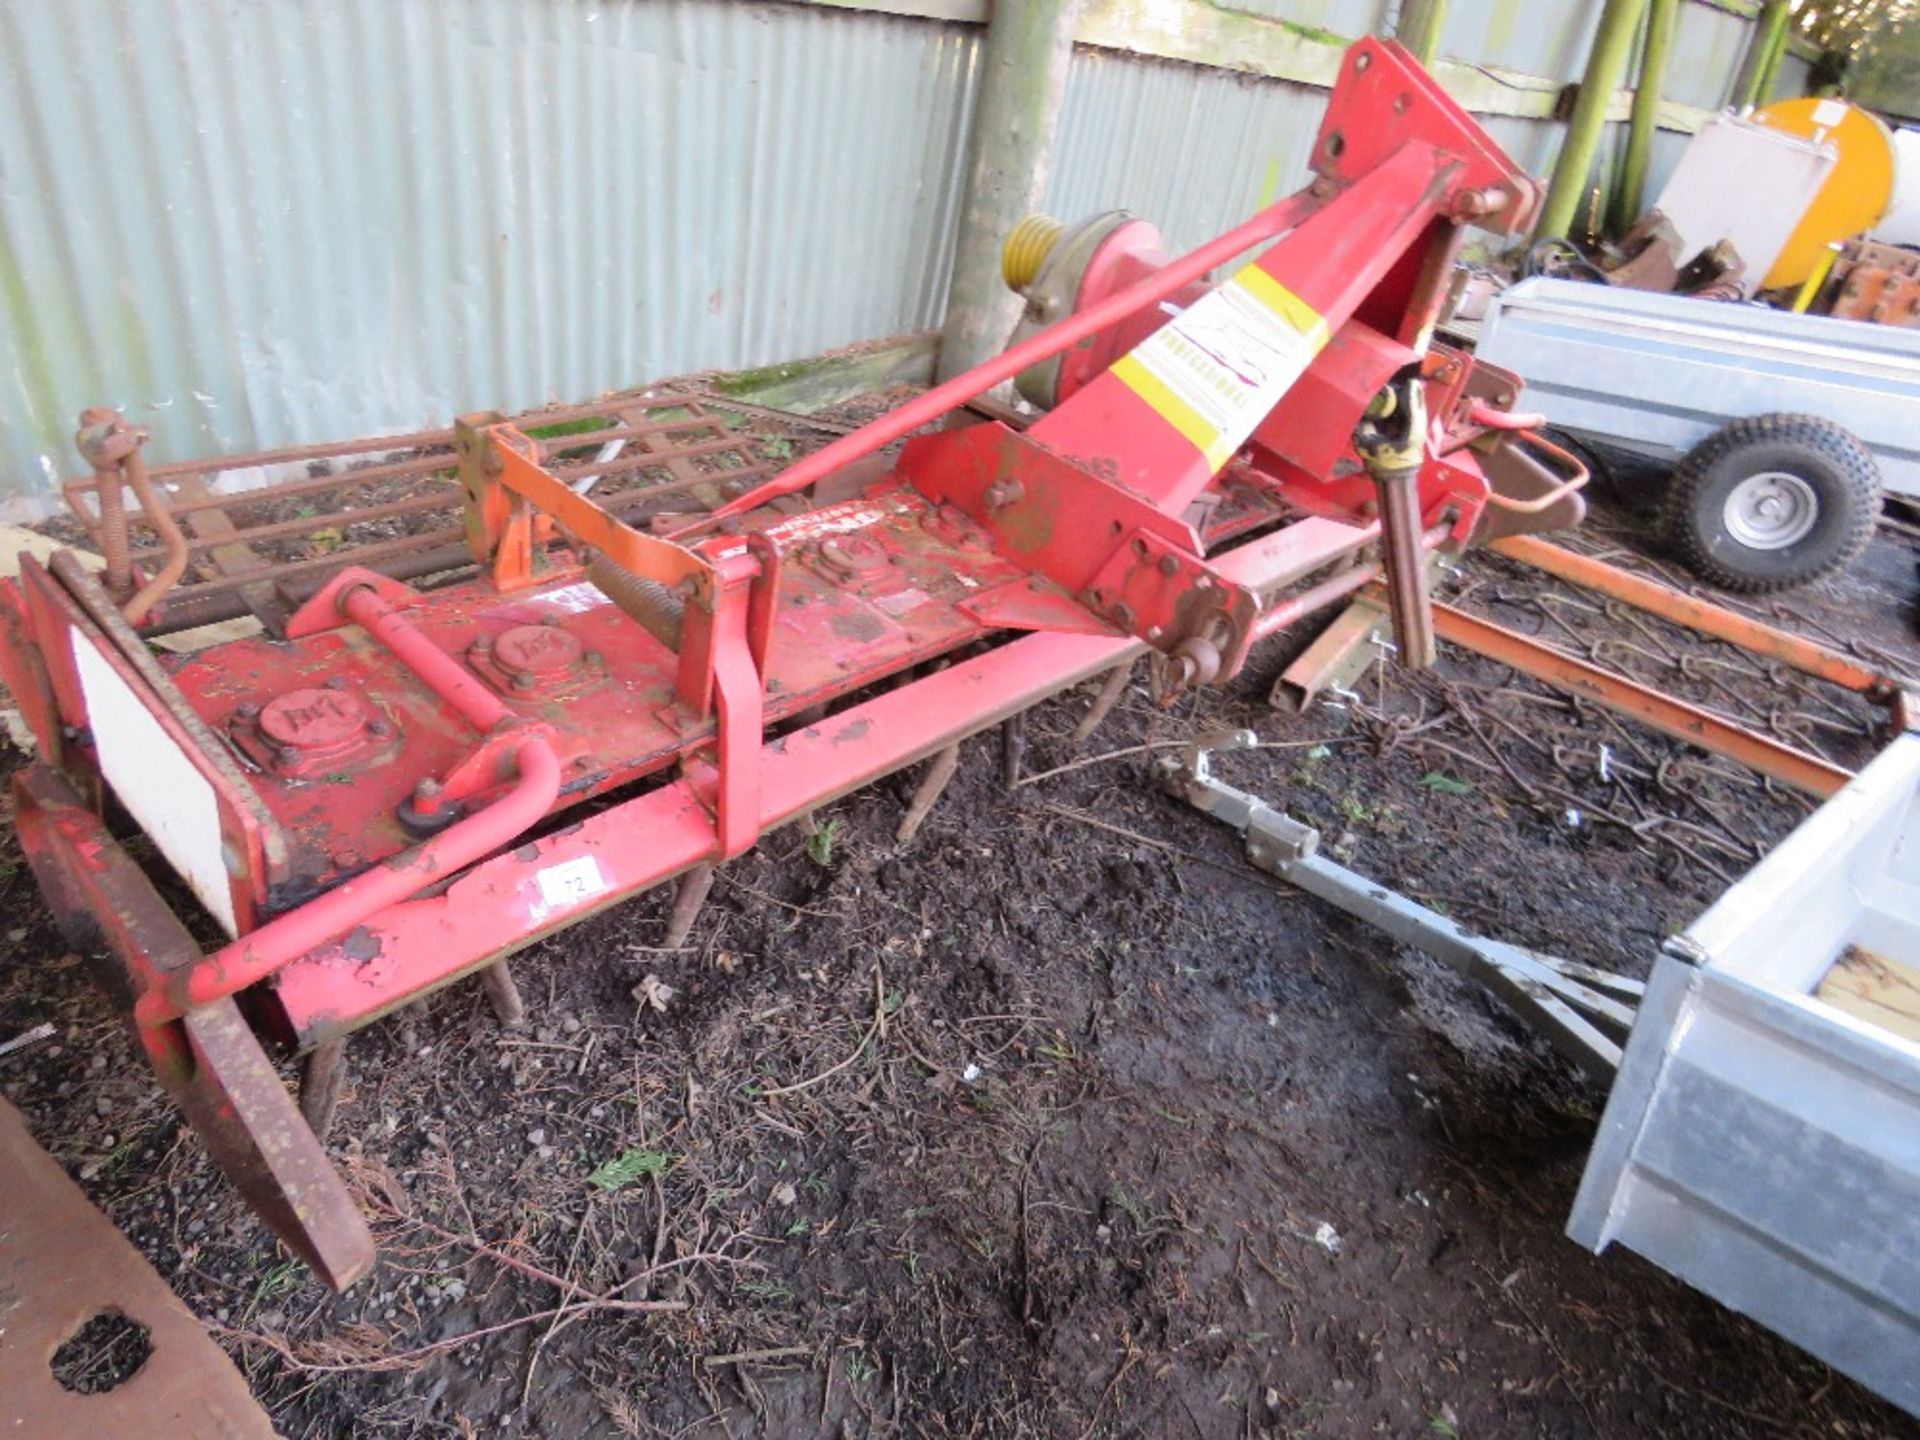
xmin=1111 ymin=263 xmax=1330 ymax=471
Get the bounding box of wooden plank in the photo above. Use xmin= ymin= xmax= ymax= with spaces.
xmin=1817 ymin=945 xmax=1920 ymax=1046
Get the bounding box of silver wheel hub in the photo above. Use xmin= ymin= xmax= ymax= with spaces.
xmin=1723 ymin=471 xmax=1818 ymax=550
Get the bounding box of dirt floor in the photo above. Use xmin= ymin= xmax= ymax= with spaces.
xmin=2 ymin=419 xmax=1918 ymax=1438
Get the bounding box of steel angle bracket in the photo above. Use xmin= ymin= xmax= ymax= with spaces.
xmin=1157 ymin=730 xmax=1641 ymax=1079
xmin=12 ymin=763 xmax=375 ymax=1289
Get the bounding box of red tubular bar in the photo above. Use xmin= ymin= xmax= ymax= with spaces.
xmin=135 ymin=736 xmax=559 ymax=1028
xmin=132 ymin=583 xmax=563 ymax=1029
xmin=340 ymin=580 xmax=508 ymax=732
xmin=1250 ymin=522 xmax=1451 ymax=644
xmin=675 ymin=194 xmax=1320 ymax=535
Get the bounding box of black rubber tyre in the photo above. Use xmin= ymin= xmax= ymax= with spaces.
xmin=1663 ymin=414 xmax=1881 ymax=594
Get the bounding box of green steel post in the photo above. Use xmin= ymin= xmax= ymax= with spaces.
xmin=1730 ymin=0 xmax=1791 ymax=109
xmin=934 ymin=0 xmax=1081 ymax=384
xmin=1753 ymin=14 xmax=1792 ymax=103
xmin=1611 ymin=0 xmax=1677 ymax=234
xmin=1395 ymin=0 xmax=1450 ymax=67
xmin=1535 ymin=0 xmax=1651 ymax=243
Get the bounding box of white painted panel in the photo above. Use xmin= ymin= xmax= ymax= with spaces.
xmin=71 ymin=631 xmax=238 ymax=937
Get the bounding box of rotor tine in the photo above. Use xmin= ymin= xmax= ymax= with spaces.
xmin=479 ymin=959 xmax=526 ymax=1028
xmin=663 ymin=863 xmax=718 ymax=951
xmin=1070 ymin=659 xmax=1136 ymax=748
xmin=1001 ymin=713 xmax=1028 ymax=792
xmin=298 ymin=1037 xmax=350 ymax=1143
xmin=897 ymin=742 xmax=963 ymax=844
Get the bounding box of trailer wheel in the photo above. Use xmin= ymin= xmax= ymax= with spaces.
xmin=1664 ymin=414 xmax=1880 ymax=593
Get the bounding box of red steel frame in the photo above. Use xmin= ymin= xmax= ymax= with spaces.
xmin=1 ymin=40 xmax=1555 ymax=1287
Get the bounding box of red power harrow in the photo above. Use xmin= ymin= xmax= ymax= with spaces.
xmin=0 ymin=41 xmax=1583 ymax=1287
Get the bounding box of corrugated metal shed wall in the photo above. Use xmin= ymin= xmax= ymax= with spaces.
xmin=1047 ymin=2 xmax=1749 ymax=262
xmin=1228 ymin=0 xmax=1392 ymax=33
xmin=0 ymin=0 xmax=1795 ymax=507
xmin=0 ymin=0 xmax=978 ymax=503
xmin=1049 ymin=50 xmax=1331 ymax=253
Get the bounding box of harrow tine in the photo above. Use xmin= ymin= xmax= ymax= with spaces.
xmin=1069 ymin=659 xmax=1136 ymax=747
xmin=897 ymin=743 xmax=963 ymax=844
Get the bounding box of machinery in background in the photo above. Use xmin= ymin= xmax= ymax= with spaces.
xmin=1453 ymin=91 xmax=1920 ymax=596
xmin=0 ymin=40 xmax=1584 ymax=1289
xmin=1817 ymin=237 xmax=1920 ymax=327
xmin=1522 ymin=96 xmax=1915 ymax=307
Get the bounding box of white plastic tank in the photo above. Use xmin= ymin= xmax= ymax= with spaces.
xmin=1873 ymin=128 xmax=1920 ymax=247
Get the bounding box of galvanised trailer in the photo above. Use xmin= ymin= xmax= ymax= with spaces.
xmin=1476 ymin=276 xmax=1919 ymax=593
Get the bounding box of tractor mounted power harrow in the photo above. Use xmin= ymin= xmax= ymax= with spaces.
xmin=0 ymin=41 xmax=1586 ymax=1288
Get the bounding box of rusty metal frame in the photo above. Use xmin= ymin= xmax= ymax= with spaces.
xmin=1489 ymin=535 xmax=1914 ymax=727
xmin=1426 ymin=599 xmax=1857 ymax=797
xmin=12 ymin=764 xmax=375 ymax=1288
xmin=0 ymin=1094 xmax=276 ymax=1435
xmin=57 ymin=393 xmax=782 ymax=636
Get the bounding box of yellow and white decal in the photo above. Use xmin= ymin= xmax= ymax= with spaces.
xmin=1111 ymin=264 xmax=1330 ymax=472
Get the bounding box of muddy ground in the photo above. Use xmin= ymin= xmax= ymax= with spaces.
xmin=2 ymin=424 xmax=1918 ymax=1438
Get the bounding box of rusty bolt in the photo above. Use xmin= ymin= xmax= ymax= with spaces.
xmin=1113 ymin=603 xmax=1137 ymax=630
xmin=1157 ymin=554 xmax=1180 ymax=577
xmin=583 ymin=650 xmax=605 ymax=667
xmin=332 ymin=848 xmax=361 ymax=871
xmin=414 ymin=777 xmax=443 ymax=802
xmin=511 ymin=671 xmax=537 ymax=690
xmin=367 ymin=717 xmax=394 ymax=739
xmin=234 ymin=702 xmax=260 ymax=722
xmin=273 ymin=744 xmax=301 ymax=766
xmin=471 ymin=632 xmax=493 ymax=652
xmin=74 ymin=408 xmax=147 ymax=468
xmin=1452 ymin=185 xmax=1508 ymax=220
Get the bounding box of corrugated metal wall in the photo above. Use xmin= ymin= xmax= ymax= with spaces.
xmin=0 ymin=0 xmax=1795 ymax=509
xmin=0 ymin=0 xmax=978 ymax=504
xmin=1047 ymin=1 xmax=1757 ymax=262
xmin=1050 ymin=49 xmax=1330 ymax=253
